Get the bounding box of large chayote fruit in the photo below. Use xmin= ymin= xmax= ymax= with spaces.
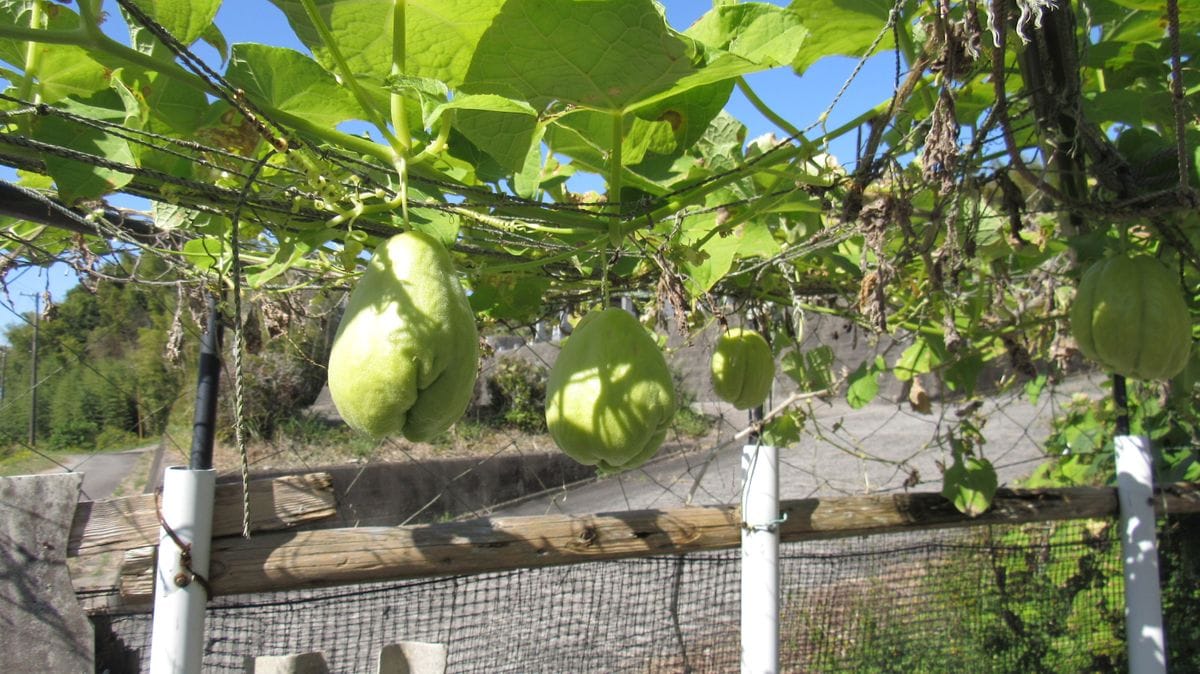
xmin=545 ymin=308 xmax=677 ymax=473
xmin=711 ymin=327 xmax=775 ymax=410
xmin=1070 ymin=254 xmax=1192 ymax=381
xmin=327 ymin=231 xmax=479 ymax=441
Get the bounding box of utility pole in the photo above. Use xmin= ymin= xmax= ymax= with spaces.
xmin=27 ymin=292 xmax=39 ymax=446
xmin=0 ymin=346 xmax=8 ymax=401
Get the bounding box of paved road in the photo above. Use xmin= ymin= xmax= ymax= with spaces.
xmin=47 ymin=447 xmax=150 ymax=501
xmin=492 ymin=373 xmax=1106 ymax=517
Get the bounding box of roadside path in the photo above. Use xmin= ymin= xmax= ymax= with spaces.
xmin=44 ymin=447 xmax=152 ymax=501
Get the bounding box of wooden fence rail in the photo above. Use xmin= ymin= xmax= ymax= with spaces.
xmin=86 ymin=480 xmax=1200 ymax=605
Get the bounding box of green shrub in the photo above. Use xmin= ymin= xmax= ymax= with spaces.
xmin=50 ymin=418 xmax=98 ymax=451
xmin=486 ymin=357 xmax=547 ymax=432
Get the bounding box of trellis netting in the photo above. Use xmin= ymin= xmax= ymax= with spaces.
xmin=87 ymin=515 xmax=1200 ymax=673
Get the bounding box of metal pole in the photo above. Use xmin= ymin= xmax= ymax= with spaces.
xmin=1116 ymin=434 xmax=1166 ymax=673
xmin=1113 ymin=374 xmax=1166 ymax=673
xmin=149 ymin=295 xmax=221 ymax=673
xmin=189 ymin=296 xmax=222 ymax=471
xmin=741 ymin=406 xmax=779 ymax=674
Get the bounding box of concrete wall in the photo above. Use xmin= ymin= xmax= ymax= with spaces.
xmin=224 ymin=452 xmax=597 ymax=527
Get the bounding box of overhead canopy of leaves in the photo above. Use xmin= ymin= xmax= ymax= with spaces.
xmin=1 ymin=0 xmax=1198 ymax=511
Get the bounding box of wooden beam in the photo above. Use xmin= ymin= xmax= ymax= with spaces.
xmin=118 ymin=484 xmax=1200 ymax=602
xmin=69 ymin=472 xmax=336 ymax=557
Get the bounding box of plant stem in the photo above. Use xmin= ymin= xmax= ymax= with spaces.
xmin=607 ymin=111 xmax=624 ymax=246
xmin=17 ymin=0 xmax=46 ymax=105
xmin=736 ymin=77 xmax=804 ymax=143
xmin=483 ymin=234 xmax=609 ymax=274
xmin=390 ymin=0 xmax=412 ymax=151
xmin=298 ymin=0 xmax=403 ymax=156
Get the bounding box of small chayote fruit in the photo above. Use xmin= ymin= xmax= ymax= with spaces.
xmin=711 ymin=328 xmax=774 ymax=410
xmin=327 ymin=231 xmax=479 ymax=441
xmin=545 ymin=308 xmax=677 ymax=473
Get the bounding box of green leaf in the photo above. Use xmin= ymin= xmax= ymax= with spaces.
xmin=1025 ymin=374 xmax=1049 ymax=405
xmin=462 ymin=0 xmax=698 ymax=112
xmin=246 ymin=238 xmax=310 ymax=289
xmin=680 ymin=213 xmax=737 ymax=293
xmin=179 ymin=236 xmax=229 ymax=272
xmin=786 ymin=0 xmax=899 ymax=74
xmin=226 ymin=44 xmax=364 ymax=127
xmin=430 ymin=94 xmax=539 ymax=173
xmin=200 ymin=22 xmax=229 ymax=62
xmin=893 ymin=335 xmax=946 ymax=382
xmin=631 ymin=79 xmax=735 ymax=158
xmin=942 ymin=455 xmax=997 ymax=517
xmin=468 ymin=273 xmax=549 ymax=321
xmin=269 ymin=0 xmax=507 ymax=92
xmin=512 ymin=122 xmax=549 ymax=200
xmin=31 ymin=92 xmax=136 ymax=202
xmin=410 ymin=209 xmax=460 ymax=247
xmin=0 ymin=4 xmax=111 ymax=102
xmin=762 ymin=409 xmax=804 ymax=446
xmin=847 ymin=355 xmax=885 ymax=408
xmin=129 ymin=0 xmax=222 ymax=46
xmin=687 ymin=2 xmax=810 ymax=68
xmin=782 ymin=346 xmax=835 ymax=392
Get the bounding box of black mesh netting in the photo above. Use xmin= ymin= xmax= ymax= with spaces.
xmin=89 ymin=516 xmax=1200 ymax=673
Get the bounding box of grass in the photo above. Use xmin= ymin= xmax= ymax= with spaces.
xmin=0 ymin=445 xmax=73 ymax=476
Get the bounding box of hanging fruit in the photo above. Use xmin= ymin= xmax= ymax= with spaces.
xmin=711 ymin=328 xmax=775 ymax=410
xmin=545 ymin=307 xmax=677 ymax=473
xmin=1070 ymin=254 xmax=1192 ymax=381
xmin=327 ymin=231 xmax=480 ymax=441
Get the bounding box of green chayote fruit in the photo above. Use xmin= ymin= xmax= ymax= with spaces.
xmin=1070 ymin=254 xmax=1191 ymax=381
xmin=327 ymin=231 xmax=479 ymax=441
xmin=545 ymin=308 xmax=677 ymax=473
xmin=711 ymin=327 xmax=774 ymax=410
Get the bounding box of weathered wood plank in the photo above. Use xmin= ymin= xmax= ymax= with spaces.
xmin=118 ymin=484 xmax=1200 ymax=602
xmin=69 ymin=472 xmax=336 ymax=556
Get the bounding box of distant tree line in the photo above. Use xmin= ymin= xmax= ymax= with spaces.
xmin=0 ymin=255 xmax=335 ymax=452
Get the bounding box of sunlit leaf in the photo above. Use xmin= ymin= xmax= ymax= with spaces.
xmin=462 ymin=0 xmax=698 ymax=112
xmin=226 ymin=44 xmax=364 ymax=127
xmin=688 ymin=2 xmax=809 ymax=68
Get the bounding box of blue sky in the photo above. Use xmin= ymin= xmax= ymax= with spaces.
xmin=1 ymin=0 xmax=895 ymax=336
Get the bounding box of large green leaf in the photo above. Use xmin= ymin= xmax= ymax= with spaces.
xmin=430 ymin=95 xmax=538 ymax=173
xmin=462 ymin=0 xmax=699 ymax=112
xmin=687 ymin=2 xmax=810 ymax=68
xmin=268 ymin=0 xmax=506 ymax=90
xmin=0 ymin=5 xmax=109 ymax=103
xmin=32 ymin=91 xmax=136 ymax=202
xmin=786 ymin=0 xmax=899 ymax=74
xmin=226 ymin=44 xmax=364 ymax=127
xmin=129 ymin=0 xmax=222 ymax=46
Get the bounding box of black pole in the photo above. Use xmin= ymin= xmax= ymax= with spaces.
xmin=190 ymin=295 xmax=222 ymax=471
xmin=748 ymin=405 xmax=763 ymax=444
xmin=1114 ymin=373 xmax=1131 ymax=437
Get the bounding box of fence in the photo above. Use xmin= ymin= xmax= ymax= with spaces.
xmin=75 ymin=481 xmax=1200 ymax=673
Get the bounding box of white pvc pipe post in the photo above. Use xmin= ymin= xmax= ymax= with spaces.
xmin=1115 ymin=434 xmax=1167 ymax=673
xmin=149 ymin=465 xmax=216 ymax=673
xmin=741 ymin=441 xmax=780 ymax=674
